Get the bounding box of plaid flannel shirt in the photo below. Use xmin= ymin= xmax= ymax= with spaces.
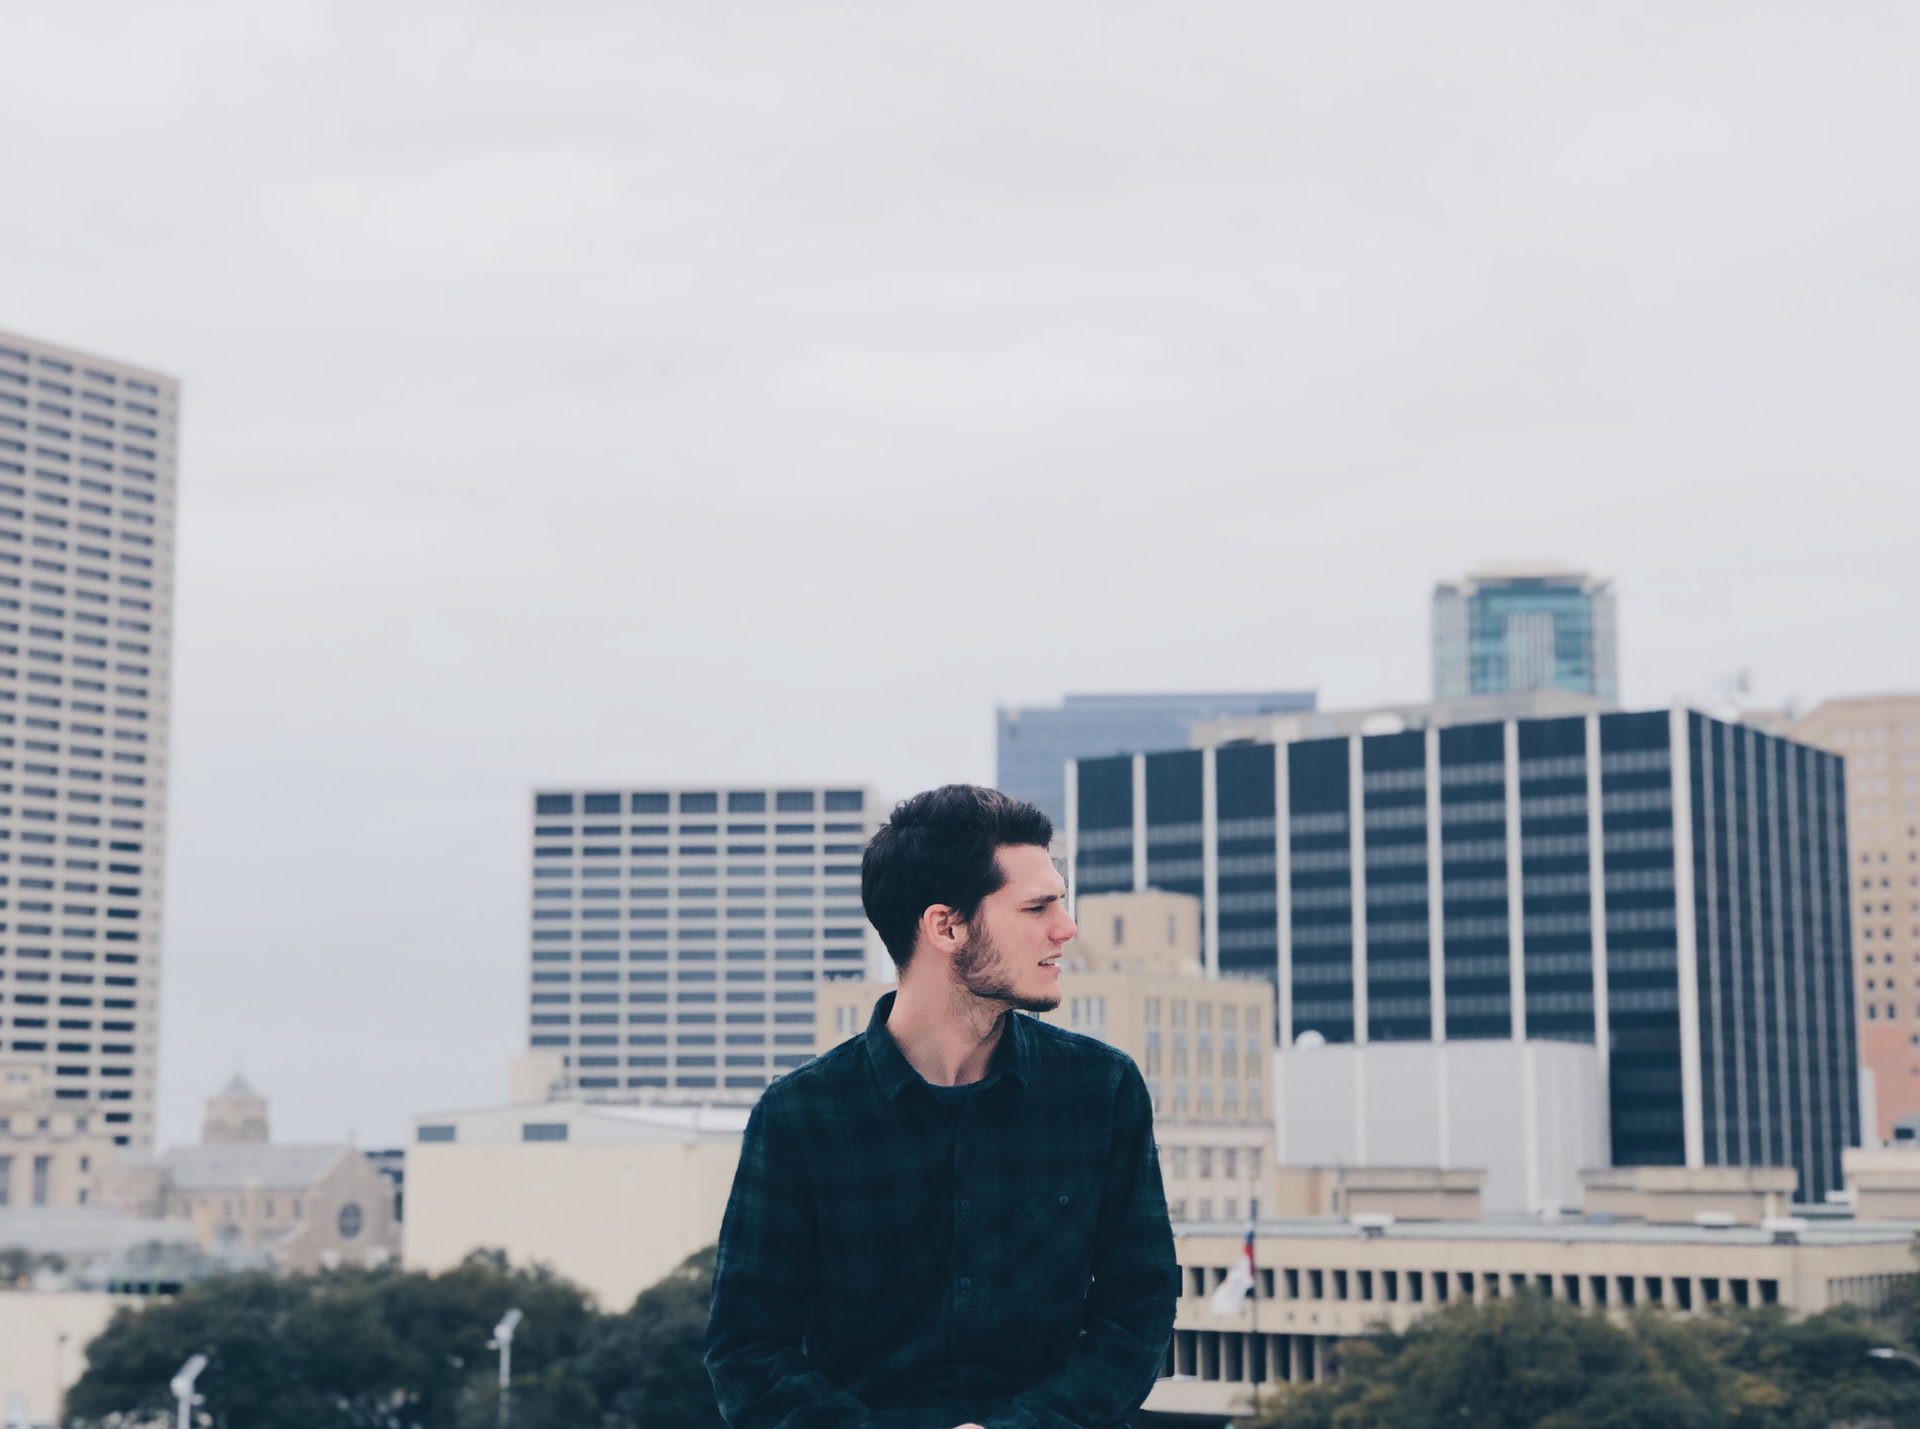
xmin=706 ymin=990 xmax=1179 ymax=1429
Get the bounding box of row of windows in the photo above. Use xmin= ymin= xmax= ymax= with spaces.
xmin=1180 ymin=1259 xmax=1775 ymax=1313
xmin=0 ymin=349 xmax=165 ymax=396
xmin=0 ymin=459 xmax=166 ymax=510
xmin=536 ymin=790 xmax=864 ymax=816
xmin=536 ymin=827 xmax=859 ymax=850
xmin=0 ymin=553 xmax=158 ymax=609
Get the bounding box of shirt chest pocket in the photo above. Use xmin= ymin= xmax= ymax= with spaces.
xmin=1000 ymin=1182 xmax=1099 ymax=1300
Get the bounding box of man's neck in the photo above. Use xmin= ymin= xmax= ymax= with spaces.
xmin=886 ymin=975 xmax=1008 ymax=1088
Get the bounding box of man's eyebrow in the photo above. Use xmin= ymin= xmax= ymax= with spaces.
xmin=1020 ymin=890 xmax=1066 ymax=906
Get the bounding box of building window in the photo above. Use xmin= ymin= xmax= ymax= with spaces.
xmin=521 ymin=1122 xmax=569 ymax=1142
xmin=338 ymin=1202 xmax=364 ymax=1240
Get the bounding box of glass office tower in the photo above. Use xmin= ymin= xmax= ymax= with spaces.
xmin=1068 ymin=710 xmax=1858 ymax=1200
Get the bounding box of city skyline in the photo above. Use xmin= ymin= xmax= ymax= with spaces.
xmin=1 ymin=4 xmax=1915 ymax=1147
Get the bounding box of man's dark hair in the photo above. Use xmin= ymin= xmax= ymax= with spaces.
xmin=861 ymin=785 xmax=1054 ymax=969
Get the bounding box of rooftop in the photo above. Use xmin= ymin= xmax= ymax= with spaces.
xmin=410 ymin=1099 xmax=751 ymax=1142
xmin=0 ymin=1207 xmax=199 ymax=1257
xmin=158 ymin=1142 xmax=351 ymax=1191
xmin=1172 ymin=1216 xmax=1920 ymax=1249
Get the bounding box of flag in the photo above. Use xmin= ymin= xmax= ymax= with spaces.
xmin=1209 ymin=1214 xmax=1257 ymax=1316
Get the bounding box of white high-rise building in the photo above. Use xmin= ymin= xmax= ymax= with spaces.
xmin=525 ymin=785 xmax=880 ymax=1102
xmin=0 ymin=331 xmax=178 ymax=1154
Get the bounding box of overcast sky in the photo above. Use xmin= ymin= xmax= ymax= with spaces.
xmin=3 ymin=2 xmax=1915 ymax=1147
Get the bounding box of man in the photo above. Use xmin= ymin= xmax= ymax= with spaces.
xmin=706 ymin=785 xmax=1179 ymax=1429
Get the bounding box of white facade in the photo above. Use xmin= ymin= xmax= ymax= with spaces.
xmin=1276 ymin=1038 xmax=1607 ymax=1214
xmin=404 ymin=1100 xmax=746 ymax=1310
xmin=0 ymin=333 xmax=177 ymax=1154
xmin=527 ymin=785 xmax=879 ymax=1101
xmin=0 ymin=1290 xmax=133 ymax=1428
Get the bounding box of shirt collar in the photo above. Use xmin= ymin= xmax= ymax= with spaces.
xmin=863 ymin=989 xmax=1032 ymax=1101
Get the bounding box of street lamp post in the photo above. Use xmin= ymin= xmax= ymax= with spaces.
xmin=169 ymin=1354 xmax=207 ymax=1429
xmin=488 ymin=1309 xmax=523 ymax=1429
xmin=1869 ymin=1346 xmax=1920 ymax=1373
xmin=51 ymin=1331 xmax=68 ymax=1429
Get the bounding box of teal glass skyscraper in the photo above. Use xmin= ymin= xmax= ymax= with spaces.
xmin=1432 ymin=565 xmax=1618 ymax=704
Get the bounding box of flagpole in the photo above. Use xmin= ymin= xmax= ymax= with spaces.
xmin=1249 ymin=1195 xmax=1260 ymax=1386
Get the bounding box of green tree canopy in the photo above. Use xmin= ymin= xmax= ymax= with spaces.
xmin=63 ymin=1248 xmax=707 ymax=1429
xmin=1258 ymin=1294 xmax=1920 ymax=1429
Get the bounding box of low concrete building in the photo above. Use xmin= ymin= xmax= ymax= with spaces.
xmin=1580 ymin=1165 xmax=1798 ymax=1225
xmin=1277 ymin=1037 xmax=1606 ymax=1215
xmin=403 ymin=1100 xmax=746 ymax=1310
xmin=1269 ymin=1167 xmax=1486 ymax=1222
xmin=0 ymin=1290 xmax=135 ymax=1428
xmin=1846 ymin=1145 xmax=1920 ymax=1220
xmin=0 ymin=1060 xmax=119 ymax=1211
xmin=1148 ymin=1213 xmax=1920 ymax=1420
xmin=0 ymin=1207 xmax=229 ymax=1292
xmin=817 ymin=891 xmax=1280 ymax=1223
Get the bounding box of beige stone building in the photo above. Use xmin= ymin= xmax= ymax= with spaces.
xmin=403 ymin=1099 xmax=745 ymax=1310
xmin=0 ymin=1059 xmax=119 ymax=1210
xmin=95 ymin=1075 xmax=397 ymax=1272
xmin=816 ymin=890 xmax=1278 ymax=1223
xmin=1845 ymin=1144 xmax=1920 ymax=1220
xmin=1266 ymin=1166 xmax=1487 ymax=1221
xmin=1149 ymin=1165 xmax=1920 ymax=1421
xmin=1791 ymin=694 xmax=1920 ymax=1139
xmin=1579 ymin=1165 xmax=1798 ymax=1224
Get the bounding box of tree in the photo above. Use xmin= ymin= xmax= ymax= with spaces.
xmin=65 ymin=1252 xmax=603 ymax=1429
xmin=1255 ymin=1294 xmax=1920 ymax=1429
xmin=565 ymin=1246 xmax=726 ymax=1429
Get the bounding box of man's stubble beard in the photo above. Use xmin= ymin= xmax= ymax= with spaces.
xmin=953 ymin=917 xmax=1061 ymax=1014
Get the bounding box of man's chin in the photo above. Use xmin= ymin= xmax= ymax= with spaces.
xmin=1010 ymin=990 xmax=1062 ymax=1014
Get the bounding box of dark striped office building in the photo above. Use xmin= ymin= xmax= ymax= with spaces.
xmin=1067 ymin=708 xmax=1860 ymax=1201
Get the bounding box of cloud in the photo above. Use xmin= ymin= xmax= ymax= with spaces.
xmin=1 ymin=0 xmax=1914 ymax=1142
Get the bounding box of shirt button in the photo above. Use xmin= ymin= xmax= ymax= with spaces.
xmin=960 ymin=1199 xmax=972 ymax=1211
xmin=959 ymin=1277 xmax=973 ymax=1290
xmin=1058 ymin=1194 xmax=1070 ymax=1206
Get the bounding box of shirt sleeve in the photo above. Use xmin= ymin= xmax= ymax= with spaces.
xmin=705 ymin=1093 xmax=876 ymax=1429
xmin=982 ymin=1058 xmax=1180 ymax=1429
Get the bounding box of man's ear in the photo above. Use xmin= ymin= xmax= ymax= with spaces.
xmin=918 ymin=903 xmax=966 ymax=955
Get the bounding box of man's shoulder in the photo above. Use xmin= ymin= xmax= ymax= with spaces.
xmin=756 ymin=1034 xmax=869 ymax=1114
xmin=1021 ymin=1014 xmax=1139 ymax=1081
